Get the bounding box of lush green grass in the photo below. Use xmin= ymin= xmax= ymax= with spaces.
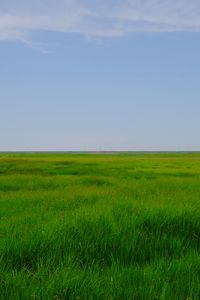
xmin=0 ymin=152 xmax=200 ymax=300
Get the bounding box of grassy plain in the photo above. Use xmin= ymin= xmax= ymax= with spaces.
xmin=0 ymin=152 xmax=200 ymax=299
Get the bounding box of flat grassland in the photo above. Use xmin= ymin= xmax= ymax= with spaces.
xmin=0 ymin=153 xmax=200 ymax=299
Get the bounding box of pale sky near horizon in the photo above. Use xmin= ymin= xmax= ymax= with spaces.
xmin=0 ymin=1 xmax=200 ymax=151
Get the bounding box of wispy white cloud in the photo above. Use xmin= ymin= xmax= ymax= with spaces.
xmin=0 ymin=0 xmax=200 ymax=43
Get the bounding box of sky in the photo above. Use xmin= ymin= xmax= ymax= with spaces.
xmin=0 ymin=0 xmax=200 ymax=151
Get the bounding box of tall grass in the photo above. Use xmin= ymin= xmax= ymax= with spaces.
xmin=0 ymin=153 xmax=200 ymax=299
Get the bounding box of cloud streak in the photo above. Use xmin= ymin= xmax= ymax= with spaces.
xmin=0 ymin=0 xmax=200 ymax=42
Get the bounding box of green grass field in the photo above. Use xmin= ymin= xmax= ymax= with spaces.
xmin=0 ymin=152 xmax=200 ymax=300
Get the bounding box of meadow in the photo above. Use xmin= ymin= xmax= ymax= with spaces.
xmin=0 ymin=152 xmax=200 ymax=300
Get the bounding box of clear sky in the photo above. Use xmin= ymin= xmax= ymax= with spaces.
xmin=0 ymin=1 xmax=200 ymax=151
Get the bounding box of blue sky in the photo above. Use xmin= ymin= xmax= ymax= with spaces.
xmin=0 ymin=1 xmax=200 ymax=151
